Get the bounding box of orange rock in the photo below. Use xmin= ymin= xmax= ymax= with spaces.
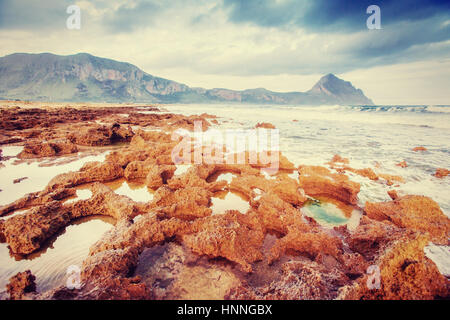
xmin=229 ymin=174 xmax=307 ymax=207
xmin=396 ymin=161 xmax=408 ymax=168
xmin=347 ymin=216 xmax=403 ymax=261
xmin=387 ymin=190 xmax=399 ymax=200
xmin=0 ymin=188 xmax=76 ymax=217
xmin=78 ymin=245 xmax=152 ymax=299
xmin=106 ymin=148 xmax=150 ymax=168
xmin=327 ymin=157 xmax=379 ymax=181
xmin=95 ymin=277 xmax=151 ymax=300
xmin=268 ymin=177 xmax=307 ymax=206
xmin=154 ymin=186 xmax=213 ymax=220
xmin=229 ymin=151 xmax=295 ymax=172
xmin=344 ymin=166 xmax=379 ymax=181
xmin=46 ymin=161 xmax=124 ymax=190
xmin=82 ymin=246 xmax=140 ymax=283
xmin=412 ymin=146 xmax=427 ymax=152
xmin=330 ymin=154 xmax=349 ymax=164
xmin=71 ymin=182 xmax=142 ymax=220
xmin=255 ymin=193 xmax=301 ymax=234
xmin=68 ymin=123 xmax=134 ymax=146
xmin=18 ymin=139 xmax=78 ymax=159
xmin=0 ymin=201 xmax=72 ymax=254
xmin=0 ymin=183 xmax=145 ymax=255
xmin=434 ymin=168 xmax=449 ymax=178
xmin=145 ymin=165 xmax=176 ymax=189
xmin=378 ymin=173 xmax=405 ymax=185
xmin=87 ymin=215 xmax=191 ymax=258
xmin=184 ymin=210 xmax=265 ymax=272
xmin=255 ymin=122 xmax=276 ymax=129
xmin=365 ymin=195 xmax=450 ymax=244
xmin=123 ymin=159 xmax=154 ymax=180
xmin=167 ymin=165 xmax=227 ymax=192
xmin=339 ymin=235 xmax=449 ymax=300
xmin=6 ymin=270 xmax=36 ymax=300
xmin=298 ymin=165 xmax=360 ymax=205
xmin=227 ymin=260 xmax=348 ymax=300
xmin=268 ymin=224 xmax=343 ymax=263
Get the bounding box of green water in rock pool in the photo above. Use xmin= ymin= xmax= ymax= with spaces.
xmin=301 ymin=199 xmax=350 ymax=227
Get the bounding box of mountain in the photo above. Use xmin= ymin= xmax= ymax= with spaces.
xmin=306 ymin=73 xmax=374 ymax=105
xmin=0 ymin=53 xmax=374 ymax=105
xmin=0 ymin=53 xmax=189 ymax=103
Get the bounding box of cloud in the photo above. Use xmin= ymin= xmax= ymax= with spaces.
xmin=102 ymin=1 xmax=163 ymax=32
xmin=223 ymin=0 xmax=450 ymax=31
xmin=97 ymin=0 xmax=450 ymax=76
xmin=0 ymin=0 xmax=448 ymax=103
xmin=0 ymin=0 xmax=72 ymax=30
xmin=342 ymin=58 xmax=450 ymax=105
xmin=0 ymin=0 xmax=448 ymax=78
xmin=101 ymin=0 xmax=215 ymax=33
xmin=347 ymin=17 xmax=450 ymax=61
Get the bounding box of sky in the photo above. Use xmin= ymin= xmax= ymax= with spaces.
xmin=0 ymin=0 xmax=449 ymax=105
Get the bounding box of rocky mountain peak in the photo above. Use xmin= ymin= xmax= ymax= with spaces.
xmin=0 ymin=53 xmax=374 ymax=105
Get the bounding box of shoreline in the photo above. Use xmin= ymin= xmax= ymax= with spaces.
xmin=0 ymin=102 xmax=448 ymax=300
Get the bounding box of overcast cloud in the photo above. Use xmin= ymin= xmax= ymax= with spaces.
xmin=0 ymin=0 xmax=449 ymax=104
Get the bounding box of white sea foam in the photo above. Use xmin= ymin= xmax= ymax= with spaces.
xmin=166 ymin=103 xmax=450 ymax=217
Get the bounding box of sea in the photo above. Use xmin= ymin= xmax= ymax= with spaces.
xmin=165 ymin=104 xmax=450 ymax=216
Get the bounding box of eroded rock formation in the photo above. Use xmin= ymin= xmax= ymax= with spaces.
xmin=18 ymin=139 xmax=78 ymax=159
xmin=365 ymin=195 xmax=450 ymax=244
xmin=255 ymin=122 xmax=276 ymax=129
xmin=0 ymin=105 xmax=448 ymax=301
xmin=6 ymin=270 xmax=36 ymax=300
xmin=298 ymin=165 xmax=360 ymax=205
xmin=434 ymin=168 xmax=449 ymax=179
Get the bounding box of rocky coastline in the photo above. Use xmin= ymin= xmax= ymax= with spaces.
xmin=0 ymin=102 xmax=448 ymax=300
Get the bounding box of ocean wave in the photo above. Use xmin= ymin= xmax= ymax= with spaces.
xmin=286 ymin=104 xmax=450 ymax=114
xmin=426 ymin=106 xmax=450 ymax=113
xmin=347 ymin=105 xmax=450 ymax=114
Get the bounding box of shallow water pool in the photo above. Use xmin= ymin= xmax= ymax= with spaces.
xmin=301 ymin=197 xmax=361 ymax=230
xmin=211 ymin=190 xmax=250 ymax=215
xmin=0 ymin=215 xmax=114 ymax=299
xmin=105 ymin=179 xmax=155 ymax=202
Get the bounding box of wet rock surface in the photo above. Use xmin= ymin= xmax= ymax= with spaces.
xmin=18 ymin=139 xmax=78 ymax=159
xmin=412 ymin=146 xmax=427 ymax=152
xmin=365 ymin=195 xmax=450 ymax=244
xmin=0 ymin=104 xmax=448 ymax=300
xmin=434 ymin=168 xmax=449 ymax=179
xmin=6 ymin=270 xmax=36 ymax=300
xmin=68 ymin=123 xmax=134 ymax=146
xmin=255 ymin=122 xmax=276 ymax=129
xmin=298 ymin=165 xmax=360 ymax=205
xmin=135 ymin=242 xmax=240 ymax=300
xmin=338 ymin=234 xmax=449 ymax=300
